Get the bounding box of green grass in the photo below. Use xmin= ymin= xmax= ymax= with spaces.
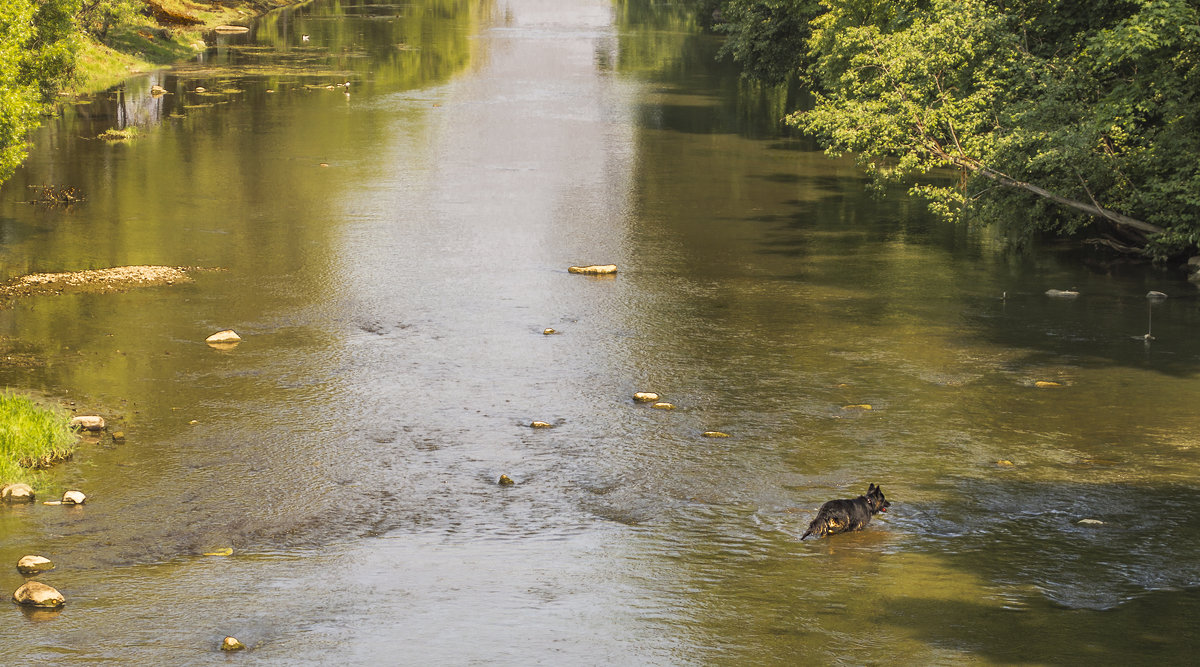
xmin=0 ymin=392 xmax=78 ymax=487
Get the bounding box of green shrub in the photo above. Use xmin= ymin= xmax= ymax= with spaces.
xmin=0 ymin=392 xmax=78 ymax=487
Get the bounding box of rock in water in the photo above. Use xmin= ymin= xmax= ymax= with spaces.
xmin=1045 ymin=289 xmax=1079 ymax=298
xmin=221 ymin=636 xmax=246 ymax=651
xmin=1 ymin=483 xmax=35 ymax=503
xmin=632 ymin=392 xmax=660 ymax=402
xmin=12 ymin=581 xmax=65 ymax=608
xmin=70 ymin=415 xmax=106 ymax=431
xmin=498 ymin=475 xmax=515 ymax=486
xmin=567 ymin=264 xmax=618 ymax=275
xmin=61 ymin=490 xmax=86 ymax=505
xmin=205 ymin=330 xmax=242 ymax=344
xmin=17 ymin=555 xmax=55 ymax=575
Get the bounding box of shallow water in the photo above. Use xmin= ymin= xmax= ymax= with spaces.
xmin=2 ymin=0 xmax=1199 ymax=662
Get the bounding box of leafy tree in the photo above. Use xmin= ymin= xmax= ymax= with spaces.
xmin=791 ymin=0 xmax=1200 ymax=259
xmin=0 ymin=0 xmax=81 ymax=184
xmin=77 ymin=0 xmax=142 ymax=41
xmin=714 ymin=0 xmax=822 ymax=85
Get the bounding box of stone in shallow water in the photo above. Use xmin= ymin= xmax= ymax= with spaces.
xmin=221 ymin=636 xmax=246 ymax=651
xmin=17 ymin=555 xmax=55 ymax=575
xmin=632 ymin=392 xmax=660 ymax=402
xmin=567 ymin=264 xmax=617 ymax=275
xmin=70 ymin=415 xmax=106 ymax=431
xmin=12 ymin=581 xmax=65 ymax=608
xmin=1 ymin=483 xmax=35 ymax=503
xmin=61 ymin=490 xmax=86 ymax=505
xmin=205 ymin=329 xmax=242 ymax=344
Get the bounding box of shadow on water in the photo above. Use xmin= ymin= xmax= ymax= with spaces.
xmin=894 ymin=480 xmax=1200 ymax=611
xmin=882 ymin=588 xmax=1200 ymax=665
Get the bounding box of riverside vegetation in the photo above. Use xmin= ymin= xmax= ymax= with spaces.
xmin=0 ymin=0 xmax=305 ymax=185
xmin=0 ymin=392 xmax=77 ymax=488
xmin=706 ymin=0 xmax=1200 ymax=262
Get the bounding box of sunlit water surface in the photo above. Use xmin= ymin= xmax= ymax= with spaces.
xmin=2 ymin=0 xmax=1199 ymax=663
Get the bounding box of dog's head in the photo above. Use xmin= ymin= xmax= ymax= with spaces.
xmin=865 ymin=483 xmax=889 ymax=514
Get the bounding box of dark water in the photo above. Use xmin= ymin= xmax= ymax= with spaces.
xmin=2 ymin=0 xmax=1199 ymax=662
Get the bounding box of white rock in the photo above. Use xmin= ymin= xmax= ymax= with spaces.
xmin=17 ymin=555 xmax=55 ymax=575
xmin=70 ymin=415 xmax=106 ymax=431
xmin=61 ymin=490 xmax=86 ymax=505
xmin=568 ymin=264 xmax=617 ymax=275
xmin=205 ymin=329 xmax=242 ymax=344
xmin=12 ymin=581 xmax=65 ymax=608
xmin=1 ymin=483 xmax=35 ymax=503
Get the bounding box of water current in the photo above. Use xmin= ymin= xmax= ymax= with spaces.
xmin=1 ymin=0 xmax=1199 ymax=663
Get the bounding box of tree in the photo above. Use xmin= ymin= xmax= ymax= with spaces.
xmin=0 ymin=0 xmax=81 ymax=184
xmin=789 ymin=0 xmax=1200 ymax=259
xmin=714 ymin=0 xmax=822 ymax=85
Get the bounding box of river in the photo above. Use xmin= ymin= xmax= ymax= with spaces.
xmin=2 ymin=0 xmax=1199 ymax=663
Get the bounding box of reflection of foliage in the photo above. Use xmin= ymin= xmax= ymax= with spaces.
xmin=0 ymin=0 xmax=81 ymax=183
xmin=251 ymin=0 xmax=482 ymax=91
xmin=25 ymin=184 xmax=86 ymax=207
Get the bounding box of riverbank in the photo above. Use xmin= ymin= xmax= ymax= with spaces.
xmin=69 ymin=0 xmax=312 ymax=94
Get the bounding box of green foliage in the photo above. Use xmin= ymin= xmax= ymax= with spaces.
xmin=0 ymin=392 xmax=77 ymax=487
xmin=714 ymin=0 xmax=822 ymax=84
xmin=0 ymin=0 xmax=81 ymax=184
xmin=77 ymin=0 xmax=143 ymax=41
xmin=710 ymin=0 xmax=1200 ymax=258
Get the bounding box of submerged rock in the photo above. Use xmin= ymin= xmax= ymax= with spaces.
xmin=17 ymin=555 xmax=55 ymax=575
xmin=2 ymin=483 xmax=35 ymax=503
xmin=530 ymin=421 xmax=554 ymax=429
xmin=1045 ymin=289 xmax=1080 ymax=298
xmin=61 ymin=490 xmax=86 ymax=505
xmin=702 ymin=431 xmax=730 ymax=438
xmin=221 ymin=636 xmax=246 ymax=651
xmin=1034 ymin=381 xmax=1061 ymax=388
xmin=12 ymin=581 xmax=65 ymax=608
xmin=567 ymin=264 xmax=618 ymax=275
xmin=70 ymin=415 xmax=106 ymax=431
xmin=651 ymin=402 xmax=675 ymax=410
xmin=632 ymin=392 xmax=660 ymax=402
xmin=1077 ymin=518 xmax=1105 ymax=525
xmin=1147 ymin=291 xmax=1168 ymax=299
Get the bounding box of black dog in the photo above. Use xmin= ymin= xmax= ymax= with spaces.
xmin=801 ymin=483 xmax=890 ymax=540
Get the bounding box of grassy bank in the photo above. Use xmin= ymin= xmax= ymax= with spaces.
xmin=71 ymin=0 xmax=308 ymax=94
xmin=0 ymin=392 xmax=77 ymax=487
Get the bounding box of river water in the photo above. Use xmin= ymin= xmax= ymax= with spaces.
xmin=2 ymin=0 xmax=1199 ymax=663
